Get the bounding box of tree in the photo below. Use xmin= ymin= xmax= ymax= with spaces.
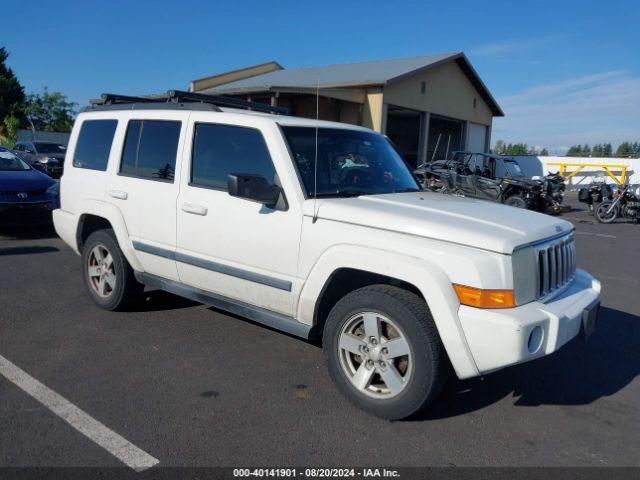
xmin=1 ymin=114 xmax=19 ymax=148
xmin=540 ymin=148 xmax=549 ymax=156
xmin=24 ymin=87 xmax=76 ymax=133
xmin=492 ymin=140 xmax=506 ymax=155
xmin=0 ymin=47 xmax=25 ymax=128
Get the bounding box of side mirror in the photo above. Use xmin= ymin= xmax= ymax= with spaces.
xmin=227 ymin=173 xmax=281 ymax=208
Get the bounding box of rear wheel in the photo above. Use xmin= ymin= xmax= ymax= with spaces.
xmin=505 ymin=195 xmax=527 ymax=209
xmin=595 ymin=202 xmax=618 ymax=223
xmin=323 ymin=285 xmax=448 ymax=420
xmin=82 ymin=229 xmax=143 ymax=310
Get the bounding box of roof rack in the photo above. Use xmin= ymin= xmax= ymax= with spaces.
xmin=89 ymin=90 xmax=289 ymax=115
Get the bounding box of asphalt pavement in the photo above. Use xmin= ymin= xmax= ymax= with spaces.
xmin=0 ymin=194 xmax=638 ymax=470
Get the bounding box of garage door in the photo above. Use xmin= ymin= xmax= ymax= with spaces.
xmin=467 ymin=122 xmax=487 ymax=152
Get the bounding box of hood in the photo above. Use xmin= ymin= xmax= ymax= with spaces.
xmin=0 ymin=168 xmax=55 ymax=190
xmin=311 ymin=192 xmax=573 ymax=254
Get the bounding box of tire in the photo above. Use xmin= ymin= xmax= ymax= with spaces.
xmin=322 ymin=285 xmax=448 ymax=420
xmin=81 ymin=229 xmax=143 ymax=310
xmin=595 ymin=202 xmax=618 ymax=224
xmin=505 ymin=195 xmax=527 ymax=209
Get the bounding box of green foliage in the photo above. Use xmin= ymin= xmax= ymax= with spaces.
xmin=0 ymin=47 xmax=26 ymax=130
xmin=566 ymin=144 xmax=593 ymax=157
xmin=492 ymin=140 xmax=546 ymax=156
xmin=591 ymin=143 xmax=613 ymax=157
xmin=2 ymin=114 xmax=19 ymax=148
xmin=24 ymin=87 xmax=77 ymax=133
xmin=615 ymin=141 xmax=640 ymax=158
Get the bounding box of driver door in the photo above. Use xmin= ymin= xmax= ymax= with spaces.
xmin=474 ymin=156 xmax=502 ymax=201
xmin=175 ymin=115 xmax=302 ymax=316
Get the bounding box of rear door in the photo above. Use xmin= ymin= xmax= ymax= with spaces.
xmin=105 ymin=111 xmax=189 ymax=281
xmin=175 ymin=114 xmax=303 ymax=316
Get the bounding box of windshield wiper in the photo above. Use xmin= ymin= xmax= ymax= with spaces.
xmin=393 ymin=188 xmax=421 ymax=193
xmin=313 ymin=189 xmax=369 ymax=198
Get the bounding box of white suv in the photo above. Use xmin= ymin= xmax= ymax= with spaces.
xmin=54 ymin=92 xmax=601 ymax=419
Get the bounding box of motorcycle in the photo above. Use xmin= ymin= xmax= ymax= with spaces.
xmin=578 ymin=181 xmax=613 ymax=212
xmin=594 ymin=184 xmax=640 ymax=223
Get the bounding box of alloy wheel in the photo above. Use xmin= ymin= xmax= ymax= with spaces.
xmin=337 ymin=311 xmax=412 ymax=399
xmin=87 ymin=244 xmax=116 ymax=298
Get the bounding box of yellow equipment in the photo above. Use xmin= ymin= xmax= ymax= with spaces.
xmin=547 ymin=162 xmax=629 ymax=185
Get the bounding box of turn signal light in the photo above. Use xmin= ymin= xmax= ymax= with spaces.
xmin=453 ymin=284 xmax=516 ymax=309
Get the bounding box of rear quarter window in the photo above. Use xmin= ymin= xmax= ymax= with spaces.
xmin=72 ymin=119 xmax=118 ymax=171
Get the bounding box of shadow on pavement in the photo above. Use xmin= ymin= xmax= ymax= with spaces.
xmin=0 ymin=245 xmax=59 ymax=256
xmin=126 ymin=289 xmax=200 ymax=312
xmin=0 ymin=225 xmax=58 ymax=240
xmin=413 ymin=305 xmax=640 ymax=420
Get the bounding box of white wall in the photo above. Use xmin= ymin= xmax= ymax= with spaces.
xmin=513 ymin=155 xmax=639 ymax=187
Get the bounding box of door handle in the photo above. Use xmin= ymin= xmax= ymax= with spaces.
xmin=181 ymin=202 xmax=208 ymax=216
xmin=109 ymin=189 xmax=128 ymax=200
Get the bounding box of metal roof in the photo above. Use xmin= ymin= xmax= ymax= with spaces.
xmin=201 ymin=52 xmax=503 ymax=116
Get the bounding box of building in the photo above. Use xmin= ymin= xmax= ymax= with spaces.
xmin=189 ymin=52 xmax=503 ymax=168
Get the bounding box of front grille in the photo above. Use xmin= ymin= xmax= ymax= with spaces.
xmin=534 ymin=233 xmax=576 ymax=299
xmin=0 ymin=189 xmax=47 ymax=196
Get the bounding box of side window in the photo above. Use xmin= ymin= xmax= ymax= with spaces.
xmin=191 ymin=123 xmax=276 ymax=190
xmin=120 ymin=120 xmax=181 ymax=181
xmin=73 ymin=120 xmax=118 ymax=170
xmin=14 ymin=144 xmax=23 ymax=151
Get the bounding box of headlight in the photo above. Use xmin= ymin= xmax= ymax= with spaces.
xmin=635 ymin=186 xmax=640 ymax=198
xmin=512 ymin=246 xmax=537 ymax=305
xmin=46 ymin=182 xmax=59 ymax=196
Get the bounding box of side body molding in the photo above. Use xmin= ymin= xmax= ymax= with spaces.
xmin=297 ymin=244 xmax=481 ymax=379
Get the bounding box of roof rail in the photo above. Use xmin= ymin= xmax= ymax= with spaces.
xmin=91 ymin=93 xmax=160 ymax=105
xmin=167 ymin=90 xmax=288 ymax=115
xmin=89 ymin=90 xmax=289 ymax=115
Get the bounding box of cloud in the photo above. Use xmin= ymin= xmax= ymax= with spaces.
xmin=471 ymin=36 xmax=564 ymax=57
xmin=492 ymin=70 xmax=640 ymax=152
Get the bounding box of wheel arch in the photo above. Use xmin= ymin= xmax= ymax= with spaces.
xmin=297 ymin=245 xmax=480 ymax=379
xmin=74 ymin=200 xmax=143 ymax=271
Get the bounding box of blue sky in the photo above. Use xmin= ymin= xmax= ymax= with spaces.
xmin=4 ymin=0 xmax=639 ymax=153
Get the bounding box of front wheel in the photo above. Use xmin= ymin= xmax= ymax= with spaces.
xmin=323 ymin=285 xmax=448 ymax=420
xmin=505 ymin=195 xmax=527 ymax=209
xmin=595 ymin=202 xmax=618 ymax=223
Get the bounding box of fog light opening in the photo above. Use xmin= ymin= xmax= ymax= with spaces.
xmin=528 ymin=326 xmax=544 ymax=354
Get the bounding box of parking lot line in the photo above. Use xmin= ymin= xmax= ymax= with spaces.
xmin=0 ymin=354 xmax=159 ymax=471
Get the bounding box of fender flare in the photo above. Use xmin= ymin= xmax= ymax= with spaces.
xmin=76 ymin=199 xmax=144 ymax=272
xmin=297 ymin=244 xmax=480 ymax=379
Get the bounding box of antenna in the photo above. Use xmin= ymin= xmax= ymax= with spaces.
xmin=312 ymin=79 xmax=320 ymax=223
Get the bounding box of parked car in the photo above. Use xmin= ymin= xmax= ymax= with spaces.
xmin=415 ymin=151 xmax=565 ymax=214
xmin=0 ymin=147 xmax=59 ymax=226
xmin=53 ymin=91 xmax=601 ymax=420
xmin=13 ymin=141 xmax=67 ymax=178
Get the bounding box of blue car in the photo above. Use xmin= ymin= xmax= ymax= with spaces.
xmin=0 ymin=147 xmax=60 ymax=226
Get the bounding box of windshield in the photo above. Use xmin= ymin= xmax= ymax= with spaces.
xmin=282 ymin=127 xmax=420 ymax=197
xmin=503 ymin=159 xmax=524 ymax=177
xmin=0 ymin=149 xmax=31 ymax=171
xmin=34 ymin=142 xmax=67 ymax=154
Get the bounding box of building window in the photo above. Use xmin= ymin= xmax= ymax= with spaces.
xmin=73 ymin=120 xmax=118 ymax=171
xmin=191 ymin=123 xmax=276 ymax=191
xmin=420 ymin=81 xmax=426 ymax=94
xmin=120 ymin=120 xmax=181 ymax=181
xmin=473 ymin=97 xmax=477 ymax=109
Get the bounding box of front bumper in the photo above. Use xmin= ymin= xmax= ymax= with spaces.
xmin=0 ymin=201 xmax=56 ymax=226
xmin=458 ymin=269 xmax=601 ymax=374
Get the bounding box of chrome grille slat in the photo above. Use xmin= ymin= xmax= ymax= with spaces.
xmin=533 ymin=233 xmax=576 ymax=300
